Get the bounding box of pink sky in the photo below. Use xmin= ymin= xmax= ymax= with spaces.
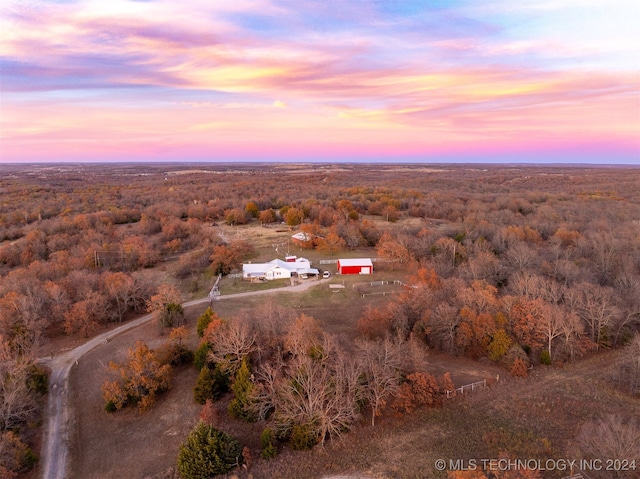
xmin=1 ymin=0 xmax=639 ymax=164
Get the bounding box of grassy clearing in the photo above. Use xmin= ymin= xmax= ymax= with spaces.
xmin=69 ymin=283 xmax=639 ymax=479
xmin=238 ymin=351 xmax=639 ymax=479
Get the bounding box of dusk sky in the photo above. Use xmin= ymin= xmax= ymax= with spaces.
xmin=1 ymin=0 xmax=639 ymax=164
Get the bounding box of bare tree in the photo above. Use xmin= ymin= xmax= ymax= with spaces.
xmin=539 ymin=304 xmax=564 ymax=362
xmin=461 ymin=250 xmax=500 ymax=283
xmin=428 ymin=302 xmax=460 ymax=354
xmin=271 ymin=353 xmax=362 ymax=445
xmin=146 ymin=283 xmax=183 ymax=330
xmin=103 ymin=271 xmax=135 ymax=323
xmin=250 ymin=299 xmax=295 ymax=355
xmin=577 ymin=415 xmax=640 ymax=479
xmin=613 ymin=334 xmax=640 ymax=396
xmin=575 ymin=283 xmax=621 ymax=348
xmin=557 ymin=309 xmax=586 ymax=362
xmin=504 ymin=241 xmax=538 ymax=273
xmin=357 ymin=338 xmax=403 ymax=426
xmin=0 ymin=338 xmax=38 ymax=431
xmin=283 ymin=314 xmax=322 ymax=358
xmin=207 ymin=317 xmax=257 ymax=374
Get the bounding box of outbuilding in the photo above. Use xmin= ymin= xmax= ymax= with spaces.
xmin=337 ymin=258 xmax=373 ymax=275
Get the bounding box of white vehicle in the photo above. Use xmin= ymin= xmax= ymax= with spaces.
xmin=323 ymin=271 xmax=331 ymax=278
xmin=300 ymin=273 xmax=308 ymax=279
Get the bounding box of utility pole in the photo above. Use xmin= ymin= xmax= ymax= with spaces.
xmin=208 ymin=274 xmax=222 ymax=304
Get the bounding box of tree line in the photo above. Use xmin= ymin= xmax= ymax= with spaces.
xmin=1 ymin=163 xmax=639 ymax=476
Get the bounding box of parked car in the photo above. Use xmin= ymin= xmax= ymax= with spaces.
xmin=323 ymin=271 xmax=331 ymax=278
xmin=300 ymin=273 xmax=308 ymax=279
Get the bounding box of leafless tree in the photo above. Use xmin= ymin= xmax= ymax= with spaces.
xmin=577 ymin=415 xmax=640 ymax=479
xmin=557 ymin=309 xmax=586 ymax=361
xmin=585 ymin=231 xmax=623 ymax=286
xmin=575 ymin=283 xmax=622 ymax=348
xmin=461 ymin=250 xmax=500 ymax=283
xmin=539 ymin=304 xmax=564 ymax=361
xmin=270 ymin=352 xmax=362 ymax=445
xmin=504 ymin=241 xmax=538 ymax=273
xmin=207 ymin=317 xmax=258 ymax=374
xmin=428 ymin=302 xmax=460 ymax=354
xmin=250 ymin=358 xmax=283 ymax=421
xmin=431 ymin=237 xmax=465 ymax=276
xmin=104 ymin=272 xmax=135 ymax=323
xmin=0 ymin=338 xmax=38 ymax=431
xmin=249 ymin=300 xmax=295 ymax=359
xmin=357 ymin=338 xmax=403 ymax=426
xmin=613 ymin=334 xmax=640 ymax=396
xmin=283 ymin=314 xmax=323 ymax=358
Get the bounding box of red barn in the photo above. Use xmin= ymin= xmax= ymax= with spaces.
xmin=337 ymin=258 xmax=373 ymax=275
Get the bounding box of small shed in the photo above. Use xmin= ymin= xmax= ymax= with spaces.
xmin=337 ymin=258 xmax=373 ymax=275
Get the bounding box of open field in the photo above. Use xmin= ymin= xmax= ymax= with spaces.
xmin=64 ymin=282 xmax=502 ymax=479
xmin=67 ymin=305 xmax=638 ymax=479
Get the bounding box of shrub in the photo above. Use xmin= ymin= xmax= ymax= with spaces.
xmin=193 ymin=342 xmax=211 ymax=370
xmin=392 ymin=372 xmax=450 ymax=414
xmin=193 ymin=366 xmax=229 ymax=404
xmin=260 ymin=428 xmax=277 ymax=459
xmin=539 ymin=349 xmax=551 ymax=365
xmin=0 ymin=431 xmax=38 ymax=476
xmin=487 ymin=329 xmax=512 ymax=362
xmin=26 ymin=364 xmax=49 ymax=395
xmin=196 ymin=308 xmax=214 ymax=338
xmin=100 ymin=341 xmax=172 ymax=413
xmin=158 ymin=344 xmax=193 ymax=366
xmin=290 ymin=423 xmax=317 ymax=450
xmin=177 ymin=422 xmax=243 ymax=479
xmin=161 ymin=302 xmax=184 ymax=328
xmin=510 ymin=358 xmax=529 ymax=378
xmin=199 ymin=400 xmax=220 ymax=427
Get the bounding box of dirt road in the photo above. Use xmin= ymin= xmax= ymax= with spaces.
xmin=39 ymin=279 xmax=328 ymax=479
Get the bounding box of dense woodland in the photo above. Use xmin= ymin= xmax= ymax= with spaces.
xmin=1 ymin=163 xmax=640 ymax=478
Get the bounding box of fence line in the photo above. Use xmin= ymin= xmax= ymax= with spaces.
xmin=318 ymin=257 xmax=391 ymax=265
xmin=352 ymin=280 xmax=389 ymax=288
xmin=446 ymin=379 xmax=487 ymax=398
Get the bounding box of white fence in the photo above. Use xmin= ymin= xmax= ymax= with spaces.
xmin=446 ymin=379 xmax=487 ymax=398
xmin=318 ymin=257 xmax=391 ymax=265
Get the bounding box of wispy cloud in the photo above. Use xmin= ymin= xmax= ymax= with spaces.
xmin=1 ymin=0 xmax=638 ymax=163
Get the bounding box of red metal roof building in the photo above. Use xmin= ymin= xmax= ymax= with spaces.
xmin=337 ymin=258 xmax=373 ymax=275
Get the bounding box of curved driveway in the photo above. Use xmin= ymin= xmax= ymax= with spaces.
xmin=40 ymin=279 xmax=328 ymax=479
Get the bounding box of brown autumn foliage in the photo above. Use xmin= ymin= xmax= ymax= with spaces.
xmin=1 ymin=163 xmax=639 ymax=466
xmin=392 ymin=371 xmax=453 ymax=414
xmin=198 ymin=399 xmax=221 ymax=427
xmin=101 ymin=340 xmax=172 ymax=412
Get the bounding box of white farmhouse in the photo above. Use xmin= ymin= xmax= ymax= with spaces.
xmin=242 ymin=257 xmax=318 ymax=281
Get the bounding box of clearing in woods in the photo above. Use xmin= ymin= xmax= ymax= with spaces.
xmin=62 ymin=279 xmax=499 ymax=479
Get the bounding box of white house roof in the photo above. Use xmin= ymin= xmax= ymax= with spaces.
xmin=338 ymin=258 xmax=373 ymax=267
xmin=269 ymin=258 xmax=311 ymax=271
xmin=292 ymin=232 xmax=313 ymax=241
xmin=243 ymin=263 xmax=269 ymax=274
xmin=243 ymin=258 xmax=312 ymax=275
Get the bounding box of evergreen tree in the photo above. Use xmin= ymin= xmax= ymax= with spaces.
xmin=196 ymin=307 xmax=214 ymax=338
xmin=193 ymin=342 xmax=211 ymax=371
xmin=227 ymin=357 xmax=256 ymax=421
xmin=177 ymin=422 xmax=243 ymax=479
xmin=193 ymin=365 xmax=228 ymax=404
